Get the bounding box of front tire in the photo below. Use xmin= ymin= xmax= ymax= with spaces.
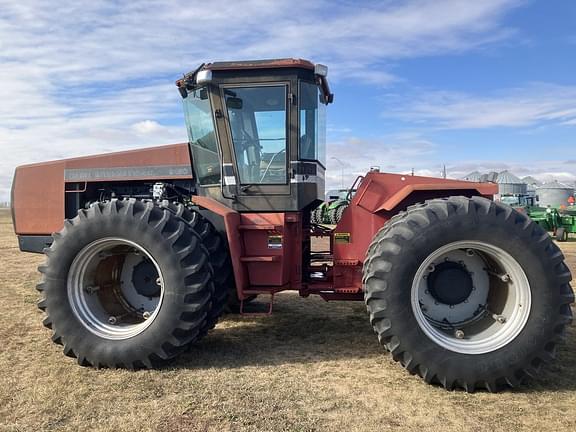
xmin=363 ymin=196 xmax=574 ymax=392
xmin=37 ymin=199 xmax=213 ymax=368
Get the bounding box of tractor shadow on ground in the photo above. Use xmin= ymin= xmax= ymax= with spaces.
xmin=174 ymin=295 xmax=576 ymax=393
xmin=175 ymin=295 xmax=383 ymax=368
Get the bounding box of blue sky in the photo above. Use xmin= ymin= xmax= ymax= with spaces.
xmin=0 ymin=0 xmax=575 ymax=200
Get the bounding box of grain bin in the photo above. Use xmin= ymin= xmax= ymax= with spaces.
xmin=537 ymin=181 xmax=575 ymax=208
xmin=496 ymin=171 xmax=527 ymax=195
xmin=462 ymin=171 xmax=482 ymax=182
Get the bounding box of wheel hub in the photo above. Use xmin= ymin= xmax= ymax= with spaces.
xmin=131 ymin=260 xmax=161 ymax=297
xmin=412 ymin=241 xmax=532 ymax=354
xmin=67 ymin=238 xmax=164 ymax=340
xmin=427 ymin=261 xmax=473 ymax=306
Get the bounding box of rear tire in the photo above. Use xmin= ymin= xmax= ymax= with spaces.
xmin=556 ymin=227 xmax=568 ymax=242
xmin=363 ymin=196 xmax=574 ymax=392
xmin=311 ymin=207 xmax=322 ymax=225
xmin=161 ymin=202 xmax=233 ymax=332
xmin=37 ymin=199 xmax=213 ymax=368
xmin=332 ymin=205 xmax=346 ymax=224
xmin=327 ymin=207 xmax=337 ymax=225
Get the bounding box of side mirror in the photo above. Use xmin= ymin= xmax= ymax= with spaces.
xmin=226 ymin=97 xmax=243 ymax=110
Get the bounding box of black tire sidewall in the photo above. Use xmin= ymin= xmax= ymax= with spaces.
xmin=43 ymin=202 xmax=208 ymax=365
xmin=368 ymin=201 xmax=565 ymax=384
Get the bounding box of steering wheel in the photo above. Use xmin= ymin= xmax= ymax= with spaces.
xmin=239 ymin=129 xmax=261 ymax=181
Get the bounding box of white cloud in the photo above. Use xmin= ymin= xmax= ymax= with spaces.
xmin=324 ymin=139 xmax=576 ymax=191
xmin=326 ymin=133 xmax=438 ymax=188
xmin=389 ymin=83 xmax=576 ymax=129
xmin=0 ymin=0 xmax=524 ymax=200
xmin=132 ymin=120 xmax=165 ymax=135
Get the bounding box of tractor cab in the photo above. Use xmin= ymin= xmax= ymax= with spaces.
xmin=176 ymin=59 xmax=333 ymax=212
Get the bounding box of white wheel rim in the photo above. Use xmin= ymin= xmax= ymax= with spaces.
xmin=411 ymin=241 xmax=531 ymax=354
xmin=67 ymin=238 xmax=165 ymax=340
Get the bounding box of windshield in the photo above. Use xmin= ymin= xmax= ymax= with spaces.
xmin=183 ymin=88 xmax=221 ymax=185
xmin=225 ymin=85 xmax=287 ymax=185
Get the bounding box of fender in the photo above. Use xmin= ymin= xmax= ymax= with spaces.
xmin=333 ymin=172 xmax=497 ymax=263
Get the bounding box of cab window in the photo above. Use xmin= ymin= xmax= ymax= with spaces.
xmin=182 ymin=88 xmax=221 ymax=185
xmin=225 ymin=85 xmax=288 ymax=185
xmin=299 ymin=81 xmax=326 ymax=166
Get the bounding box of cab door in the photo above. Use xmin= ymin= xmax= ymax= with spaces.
xmin=220 ymin=82 xmax=293 ymax=198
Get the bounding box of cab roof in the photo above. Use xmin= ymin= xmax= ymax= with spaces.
xmin=202 ymin=58 xmax=315 ymax=72
xmin=176 ymin=58 xmax=333 ymax=104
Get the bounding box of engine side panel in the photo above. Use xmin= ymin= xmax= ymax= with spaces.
xmin=12 ymin=143 xmax=192 ymax=236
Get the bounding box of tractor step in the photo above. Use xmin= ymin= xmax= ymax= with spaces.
xmin=240 ymin=291 xmax=275 ymax=316
xmin=240 ymin=255 xmax=280 ymax=262
xmin=238 ymin=224 xmax=282 ymax=231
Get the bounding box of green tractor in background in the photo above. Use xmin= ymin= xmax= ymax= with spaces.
xmin=311 ymin=188 xmax=354 ymax=225
xmin=527 ymin=206 xmax=576 ymax=241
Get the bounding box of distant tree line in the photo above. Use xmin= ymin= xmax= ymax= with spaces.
xmin=0 ymin=202 xmax=10 ymax=208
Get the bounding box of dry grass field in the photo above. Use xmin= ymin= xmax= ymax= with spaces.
xmin=0 ymin=207 xmax=575 ymax=432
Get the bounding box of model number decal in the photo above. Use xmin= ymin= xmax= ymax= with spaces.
xmin=268 ymin=235 xmax=283 ymax=249
xmin=334 ymin=232 xmax=351 ymax=244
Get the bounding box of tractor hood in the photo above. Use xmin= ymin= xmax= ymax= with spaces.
xmin=12 ymin=143 xmax=192 ymax=235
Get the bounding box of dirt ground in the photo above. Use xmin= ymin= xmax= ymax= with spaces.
xmin=0 ymin=208 xmax=575 ymax=432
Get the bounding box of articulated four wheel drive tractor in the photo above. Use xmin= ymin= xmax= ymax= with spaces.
xmin=11 ymin=59 xmax=574 ymax=392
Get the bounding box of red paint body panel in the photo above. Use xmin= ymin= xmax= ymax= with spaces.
xmin=333 ymin=172 xmax=496 ymax=263
xmin=12 ymin=143 xmax=191 ymax=235
xmin=191 ymin=196 xmax=303 ymax=300
xmin=239 ymin=213 xmax=302 ymax=287
xmin=63 ymin=143 xmax=190 ymax=170
xmin=196 ymin=173 xmax=495 ymax=301
xmin=12 ymin=161 xmax=66 ymax=235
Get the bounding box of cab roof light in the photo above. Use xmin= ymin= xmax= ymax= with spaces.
xmin=314 ymin=63 xmax=328 ymax=77
xmin=195 ymin=69 xmax=213 ymax=84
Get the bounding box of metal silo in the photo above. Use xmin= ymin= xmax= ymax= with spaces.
xmin=496 ymin=171 xmax=527 ymax=195
xmin=522 ymin=176 xmax=542 ymax=187
xmin=522 ymin=176 xmax=540 ymax=197
xmin=461 ymin=171 xmax=482 ymax=182
xmin=536 ymin=181 xmax=575 ymax=208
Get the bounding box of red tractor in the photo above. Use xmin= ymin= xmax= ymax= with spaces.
xmin=11 ymin=59 xmax=573 ymax=392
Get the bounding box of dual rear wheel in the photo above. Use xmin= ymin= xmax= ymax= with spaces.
xmin=37 ymin=199 xmax=232 ymax=368
xmin=363 ymin=196 xmax=574 ymax=391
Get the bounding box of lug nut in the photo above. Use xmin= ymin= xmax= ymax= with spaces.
xmin=454 ymin=330 xmax=465 ymax=339
xmin=493 ymin=314 xmax=507 ymax=324
xmin=143 ymin=311 xmax=151 ymax=320
xmin=84 ymin=285 xmax=99 ymax=294
xmin=108 ymin=316 xmax=118 ymax=325
xmin=427 ymin=264 xmax=436 ymax=273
